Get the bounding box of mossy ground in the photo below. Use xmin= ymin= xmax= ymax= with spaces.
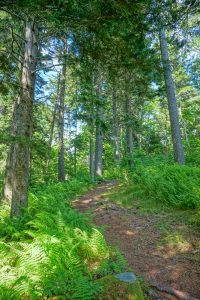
xmin=96 ymin=275 xmax=144 ymax=300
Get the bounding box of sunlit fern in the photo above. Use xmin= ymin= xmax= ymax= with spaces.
xmin=0 ymin=180 xmax=124 ymax=299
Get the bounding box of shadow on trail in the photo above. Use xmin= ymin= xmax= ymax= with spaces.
xmin=73 ymin=181 xmax=200 ymax=300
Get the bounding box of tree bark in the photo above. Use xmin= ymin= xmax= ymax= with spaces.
xmin=66 ymin=106 xmax=71 ymax=154
xmin=46 ymin=98 xmax=59 ymax=177
xmin=95 ymin=81 xmax=103 ymax=177
xmin=179 ymin=101 xmax=188 ymax=143
xmin=67 ymin=107 xmax=71 ymax=143
xmin=164 ymin=125 xmax=169 ymax=159
xmin=89 ymin=115 xmax=95 ymax=182
xmin=2 ymin=46 xmax=23 ymax=204
xmin=2 ymin=148 xmax=13 ymax=203
xmin=58 ymin=39 xmax=67 ymax=181
xmin=112 ymin=87 xmax=120 ymax=162
xmin=159 ymin=28 xmax=185 ymax=164
xmin=74 ymin=109 xmax=78 ymax=177
xmin=2 ymin=99 xmax=18 ymax=203
xmin=125 ymin=83 xmax=134 ymax=167
xmin=10 ymin=19 xmax=38 ymax=217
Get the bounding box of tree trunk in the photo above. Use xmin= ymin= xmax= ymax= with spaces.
xmin=46 ymin=99 xmax=58 ymax=177
xmin=58 ymin=39 xmax=67 ymax=181
xmin=89 ymin=116 xmax=95 ymax=182
xmin=179 ymin=101 xmax=188 ymax=143
xmin=2 ymin=47 xmax=23 ymax=204
xmin=66 ymin=106 xmax=71 ymax=154
xmin=95 ymin=81 xmax=103 ymax=177
xmin=10 ymin=19 xmax=38 ymax=217
xmin=2 ymin=99 xmax=18 ymax=203
xmin=2 ymin=148 xmax=13 ymax=203
xmin=74 ymin=109 xmax=78 ymax=177
xmin=125 ymin=84 xmax=134 ymax=166
xmin=164 ymin=108 xmax=169 ymax=158
xmin=67 ymin=107 xmax=71 ymax=143
xmin=138 ymin=109 xmax=144 ymax=151
xmin=112 ymin=87 xmax=120 ymax=162
xmin=138 ymin=134 xmax=142 ymax=151
xmin=159 ymin=28 xmax=185 ymax=164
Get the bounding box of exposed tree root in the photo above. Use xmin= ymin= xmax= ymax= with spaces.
xmin=149 ymin=279 xmax=199 ymax=300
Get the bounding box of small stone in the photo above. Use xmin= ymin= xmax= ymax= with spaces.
xmin=115 ymin=272 xmax=137 ymax=283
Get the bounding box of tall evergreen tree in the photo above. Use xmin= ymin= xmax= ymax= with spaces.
xmin=10 ymin=18 xmax=39 ymax=217
xmin=159 ymin=27 xmax=185 ymax=164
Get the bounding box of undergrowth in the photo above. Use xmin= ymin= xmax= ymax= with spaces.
xmin=0 ymin=178 xmax=125 ymax=299
xmin=123 ymin=163 xmax=200 ymax=209
xmin=106 ymin=159 xmax=200 ymax=223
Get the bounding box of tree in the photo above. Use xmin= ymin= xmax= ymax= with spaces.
xmin=95 ymin=74 xmax=104 ymax=177
xmin=112 ymin=85 xmax=120 ymax=162
xmin=159 ymin=27 xmax=185 ymax=164
xmin=46 ymin=81 xmax=59 ymax=177
xmin=58 ymin=38 xmax=67 ymax=181
xmin=124 ymin=74 xmax=134 ymax=166
xmin=10 ymin=18 xmax=39 ymax=217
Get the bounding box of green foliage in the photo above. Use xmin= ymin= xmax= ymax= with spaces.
xmin=95 ymin=250 xmax=127 ymax=278
xmin=0 ymin=180 xmax=125 ymax=299
xmin=190 ymin=191 xmax=200 ymax=227
xmin=185 ymin=139 xmax=200 ymax=166
xmin=108 ymin=157 xmax=200 ymax=210
xmin=128 ymin=163 xmax=200 ymax=209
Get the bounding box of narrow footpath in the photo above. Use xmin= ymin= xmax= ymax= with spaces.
xmin=73 ymin=181 xmax=200 ymax=300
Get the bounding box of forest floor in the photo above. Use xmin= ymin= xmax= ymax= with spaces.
xmin=73 ymin=180 xmax=200 ymax=300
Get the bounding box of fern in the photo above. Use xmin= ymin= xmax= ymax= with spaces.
xmin=125 ymin=164 xmax=200 ymax=209
xmin=0 ymin=180 xmax=125 ymax=299
xmin=0 ymin=285 xmax=20 ymax=300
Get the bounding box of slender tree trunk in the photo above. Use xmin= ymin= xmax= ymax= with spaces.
xmin=88 ymin=76 xmax=95 ymax=182
xmin=90 ymin=122 xmax=95 ymax=182
xmin=164 ymin=115 xmax=169 ymax=158
xmin=138 ymin=109 xmax=144 ymax=151
xmin=46 ymin=75 xmax=60 ymax=177
xmin=179 ymin=101 xmax=188 ymax=143
xmin=66 ymin=106 xmax=71 ymax=154
xmin=159 ymin=28 xmax=185 ymax=164
xmin=58 ymin=39 xmax=67 ymax=181
xmin=112 ymin=87 xmax=120 ymax=162
xmin=46 ymin=100 xmax=58 ymax=177
xmin=67 ymin=107 xmax=71 ymax=142
xmin=125 ymin=83 xmax=134 ymax=166
xmin=74 ymin=109 xmax=78 ymax=177
xmin=10 ymin=19 xmax=38 ymax=217
xmin=138 ymin=134 xmax=142 ymax=151
xmin=95 ymin=81 xmax=103 ymax=177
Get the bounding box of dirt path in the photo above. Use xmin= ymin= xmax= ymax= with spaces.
xmin=73 ymin=181 xmax=200 ymax=300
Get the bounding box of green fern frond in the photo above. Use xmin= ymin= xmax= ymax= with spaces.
xmin=0 ymin=180 xmax=125 ymax=299
xmin=0 ymin=285 xmax=20 ymax=300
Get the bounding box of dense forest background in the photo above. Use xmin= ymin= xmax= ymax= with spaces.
xmin=0 ymin=0 xmax=199 ymax=299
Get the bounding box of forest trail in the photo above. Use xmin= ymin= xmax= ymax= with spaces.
xmin=73 ymin=181 xmax=200 ymax=300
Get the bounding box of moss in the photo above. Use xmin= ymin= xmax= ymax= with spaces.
xmin=96 ymin=275 xmax=144 ymax=300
